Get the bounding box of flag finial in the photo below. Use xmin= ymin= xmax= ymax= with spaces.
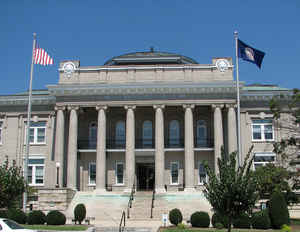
xmin=234 ymin=31 xmax=238 ymax=39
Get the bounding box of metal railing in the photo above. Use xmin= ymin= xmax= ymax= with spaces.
xmin=150 ymin=189 xmax=155 ymax=218
xmin=119 ymin=211 xmax=126 ymax=232
xmin=127 ymin=182 xmax=135 ymax=219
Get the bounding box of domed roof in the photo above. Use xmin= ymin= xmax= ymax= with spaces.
xmin=104 ymin=50 xmax=198 ymax=66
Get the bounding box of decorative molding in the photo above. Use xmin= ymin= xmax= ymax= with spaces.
xmin=211 ymin=104 xmax=224 ymax=110
xmin=96 ymin=105 xmax=108 ymax=111
xmin=124 ymin=105 xmax=136 ymax=110
xmin=153 ymin=105 xmax=165 ymax=110
xmin=182 ymin=104 xmax=195 ymax=109
xmin=67 ymin=106 xmax=79 ymax=111
xmin=54 ymin=106 xmax=66 ymax=111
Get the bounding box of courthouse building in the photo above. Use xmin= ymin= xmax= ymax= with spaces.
xmin=0 ymin=50 xmax=292 ymax=199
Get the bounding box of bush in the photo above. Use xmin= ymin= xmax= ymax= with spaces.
xmin=281 ymin=224 xmax=291 ymax=232
xmin=177 ymin=223 xmax=186 ymax=229
xmin=269 ymin=191 xmax=290 ymax=229
xmin=232 ymin=212 xmax=251 ymax=228
xmin=7 ymin=208 xmax=27 ymax=224
xmin=215 ymin=222 xmax=224 ymax=229
xmin=212 ymin=212 xmax=229 ymax=228
xmin=169 ymin=208 xmax=183 ymax=226
xmin=74 ymin=204 xmax=86 ymax=225
xmin=251 ymin=210 xmax=271 ymax=230
xmin=46 ymin=210 xmax=66 ymax=225
xmin=190 ymin=211 xmax=210 ymax=228
xmin=0 ymin=210 xmax=8 ymax=218
xmin=27 ymin=210 xmax=46 ymax=225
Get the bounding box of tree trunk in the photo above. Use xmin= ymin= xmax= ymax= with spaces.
xmin=227 ymin=215 xmax=232 ymax=232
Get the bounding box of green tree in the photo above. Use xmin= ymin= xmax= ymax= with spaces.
xmin=203 ymin=147 xmax=258 ymax=232
xmin=0 ymin=156 xmax=26 ymax=208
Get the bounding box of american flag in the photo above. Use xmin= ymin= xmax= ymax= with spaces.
xmin=33 ymin=43 xmax=53 ymax=65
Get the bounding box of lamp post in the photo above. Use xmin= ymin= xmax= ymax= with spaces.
xmin=56 ymin=162 xmax=60 ymax=188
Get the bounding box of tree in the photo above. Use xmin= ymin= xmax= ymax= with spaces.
xmin=270 ymin=89 xmax=300 ymax=189
xmin=0 ymin=156 xmax=26 ymax=209
xmin=203 ymin=147 xmax=258 ymax=232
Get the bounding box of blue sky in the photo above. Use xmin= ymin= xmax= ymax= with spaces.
xmin=0 ymin=1 xmax=299 ymax=95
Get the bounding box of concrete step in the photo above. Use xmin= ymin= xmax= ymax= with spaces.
xmin=95 ymin=227 xmax=152 ymax=232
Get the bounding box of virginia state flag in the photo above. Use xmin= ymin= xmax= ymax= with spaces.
xmin=238 ymin=39 xmax=265 ymax=68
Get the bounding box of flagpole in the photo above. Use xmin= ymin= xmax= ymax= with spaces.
xmin=23 ymin=33 xmax=37 ymax=212
xmin=234 ymin=30 xmax=241 ymax=167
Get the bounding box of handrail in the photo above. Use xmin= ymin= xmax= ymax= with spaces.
xmin=150 ymin=189 xmax=155 ymax=218
xmin=127 ymin=182 xmax=135 ymax=219
xmin=119 ymin=211 xmax=126 ymax=232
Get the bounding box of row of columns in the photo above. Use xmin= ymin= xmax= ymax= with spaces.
xmin=54 ymin=104 xmax=237 ymax=192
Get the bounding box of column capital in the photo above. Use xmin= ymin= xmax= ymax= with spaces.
xmin=153 ymin=104 xmax=165 ymax=110
xmin=55 ymin=106 xmax=66 ymax=111
xmin=211 ymin=104 xmax=224 ymax=110
xmin=183 ymin=104 xmax=195 ymax=109
xmin=96 ymin=105 xmax=108 ymax=111
xmin=124 ymin=105 xmax=136 ymax=110
xmin=225 ymin=104 xmax=237 ymax=109
xmin=67 ymin=106 xmax=79 ymax=111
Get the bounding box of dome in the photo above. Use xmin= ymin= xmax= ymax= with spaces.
xmin=104 ymin=50 xmax=198 ymax=66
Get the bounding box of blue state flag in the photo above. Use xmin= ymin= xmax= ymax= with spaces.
xmin=238 ymin=39 xmax=265 ymax=68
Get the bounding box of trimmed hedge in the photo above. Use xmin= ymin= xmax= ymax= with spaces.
xmin=27 ymin=210 xmax=46 ymax=225
xmin=251 ymin=210 xmax=271 ymax=230
xmin=74 ymin=204 xmax=86 ymax=225
xmin=0 ymin=210 xmax=8 ymax=218
xmin=212 ymin=212 xmax=229 ymax=228
xmin=7 ymin=208 xmax=27 ymax=224
xmin=269 ymin=191 xmax=290 ymax=229
xmin=46 ymin=210 xmax=66 ymax=225
xmin=190 ymin=211 xmax=210 ymax=228
xmin=169 ymin=208 xmax=183 ymax=226
xmin=232 ymin=212 xmax=251 ymax=229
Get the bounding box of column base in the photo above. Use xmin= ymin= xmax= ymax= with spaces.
xmin=184 ymin=187 xmax=196 ymax=192
xmin=155 ymin=188 xmax=166 ymax=194
xmin=93 ymin=188 xmax=107 ymax=194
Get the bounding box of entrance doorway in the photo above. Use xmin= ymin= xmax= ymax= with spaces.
xmin=136 ymin=163 xmax=155 ymax=191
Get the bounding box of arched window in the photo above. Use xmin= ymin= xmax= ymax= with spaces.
xmin=89 ymin=122 xmax=97 ymax=148
xmin=169 ymin=120 xmax=180 ymax=146
xmin=142 ymin=120 xmax=152 ymax=147
xmin=115 ymin=121 xmax=125 ymax=147
xmin=196 ymin=120 xmax=207 ymax=146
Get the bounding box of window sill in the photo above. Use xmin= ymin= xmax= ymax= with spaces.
xmin=29 ymin=184 xmax=44 ymax=187
xmin=170 ymin=183 xmax=180 ymax=186
xmin=252 ymin=140 xmax=274 ymax=143
xmin=114 ymin=184 xmax=125 ymax=186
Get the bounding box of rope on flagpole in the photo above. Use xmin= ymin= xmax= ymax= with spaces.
xmin=234 ymin=30 xmax=241 ymax=167
xmin=23 ymin=33 xmax=37 ymax=212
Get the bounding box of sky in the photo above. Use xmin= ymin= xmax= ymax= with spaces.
xmin=0 ymin=1 xmax=299 ymax=95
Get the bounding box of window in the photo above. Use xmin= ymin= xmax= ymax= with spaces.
xmin=89 ymin=122 xmax=97 ymax=148
xmin=169 ymin=120 xmax=180 ymax=146
xmin=89 ymin=163 xmax=96 ymax=185
xmin=253 ymin=153 xmax=276 ymax=170
xmin=116 ymin=162 xmax=124 ymax=185
xmin=142 ymin=120 xmax=153 ymax=146
xmin=170 ymin=161 xmax=179 ymax=185
xmin=25 ymin=122 xmax=46 ymax=144
xmin=196 ymin=120 xmax=207 ymax=146
xmin=27 ymin=157 xmax=45 ymax=186
xmin=0 ymin=121 xmax=2 ymax=144
xmin=252 ymin=119 xmax=274 ymax=141
xmin=115 ymin=121 xmax=125 ymax=147
xmin=198 ymin=163 xmax=207 ymax=184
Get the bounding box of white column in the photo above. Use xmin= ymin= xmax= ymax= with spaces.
xmin=67 ymin=106 xmax=79 ymax=190
xmin=54 ymin=106 xmax=65 ymax=188
xmin=213 ymin=104 xmax=224 ymax=175
xmin=154 ymin=105 xmax=166 ymax=193
xmin=183 ymin=104 xmax=195 ymax=191
xmin=95 ymin=105 xmax=107 ymax=192
xmin=124 ymin=105 xmax=135 ymax=192
xmin=227 ymin=104 xmax=237 ymax=154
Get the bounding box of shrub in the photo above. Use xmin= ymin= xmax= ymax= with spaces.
xmin=46 ymin=210 xmax=66 ymax=225
xmin=190 ymin=211 xmax=210 ymax=228
xmin=215 ymin=222 xmax=224 ymax=229
xmin=212 ymin=212 xmax=229 ymax=228
xmin=27 ymin=210 xmax=46 ymax=225
xmin=232 ymin=212 xmax=251 ymax=228
xmin=7 ymin=208 xmax=27 ymax=224
xmin=177 ymin=222 xmax=186 ymax=229
xmin=169 ymin=208 xmax=183 ymax=226
xmin=0 ymin=210 xmax=8 ymax=218
xmin=74 ymin=204 xmax=86 ymax=225
xmin=251 ymin=210 xmax=271 ymax=230
xmin=269 ymin=191 xmax=290 ymax=229
xmin=281 ymin=224 xmax=291 ymax=232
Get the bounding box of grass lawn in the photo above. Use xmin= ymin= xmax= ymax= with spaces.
xmin=23 ymin=224 xmax=88 ymax=231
